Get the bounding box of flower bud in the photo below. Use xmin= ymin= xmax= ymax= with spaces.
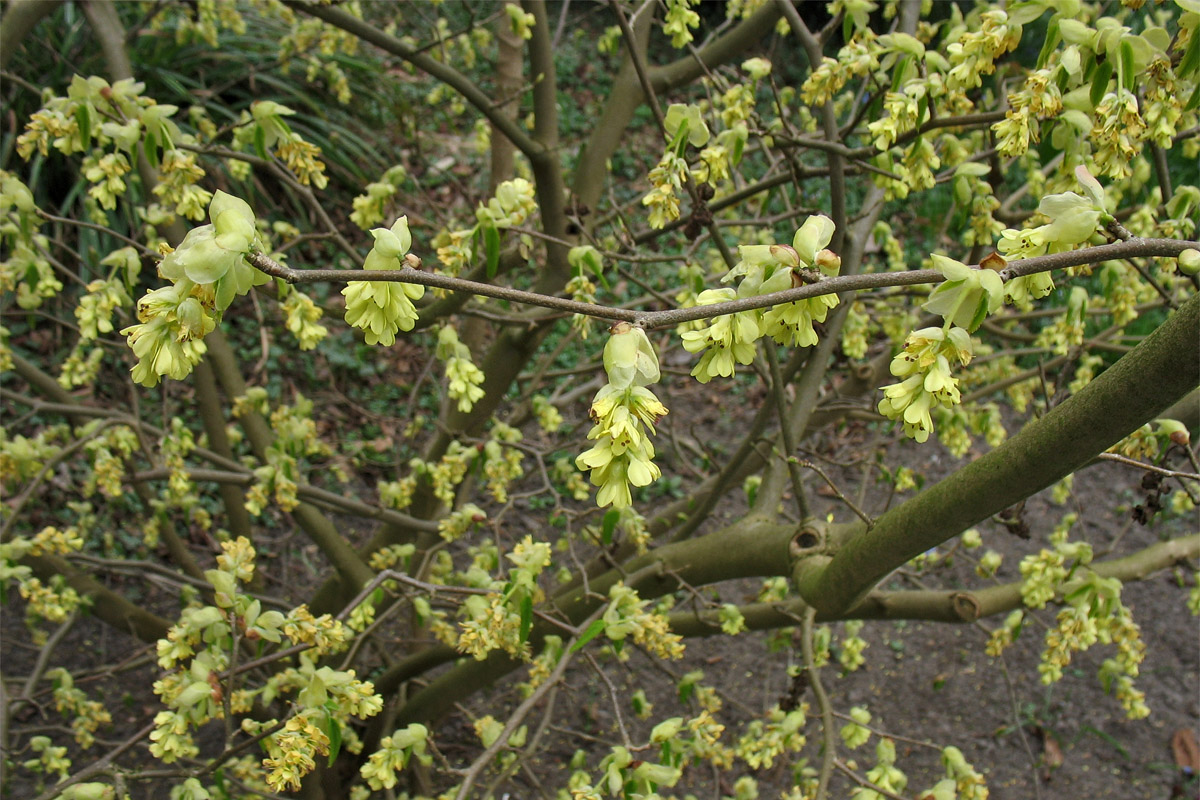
xmin=213 ymin=209 xmax=254 ymax=252
xmin=632 ymin=761 xmax=682 ymax=786
xmin=60 ymin=784 xmax=115 ymax=800
xmin=603 ymin=323 xmax=660 ymax=389
xmin=1178 ymin=248 xmax=1200 ymax=276
xmin=663 ymin=103 xmax=710 ymax=147
xmin=770 ymin=244 xmax=800 ymax=268
xmin=1 ymin=175 xmax=35 ymax=212
xmin=918 ymin=779 xmax=958 ymax=800
xmin=1038 ymin=191 xmax=1101 ymax=245
xmin=176 ymin=680 xmax=213 ymax=708
xmin=814 ymin=248 xmax=841 ymax=276
xmin=209 ymin=190 xmax=254 ymax=229
xmin=792 ymin=214 xmax=835 ymax=265
xmin=390 ymin=723 xmax=428 ymax=750
xmin=741 ymin=57 xmax=772 ymax=80
xmin=370 ymin=216 xmax=412 ymax=259
xmin=1074 ymin=165 xmax=1107 ymax=212
xmin=736 ymin=245 xmax=776 ymax=267
xmin=1156 ymin=418 xmax=1190 ymax=447
xmin=650 ymin=717 xmax=683 ymax=742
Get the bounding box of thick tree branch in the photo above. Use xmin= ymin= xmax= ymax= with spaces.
xmin=669 ymin=532 xmax=1200 ymax=637
xmin=797 ymin=291 xmax=1200 ymax=615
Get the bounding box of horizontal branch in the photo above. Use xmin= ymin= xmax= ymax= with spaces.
xmin=669 ymin=532 xmax=1199 ymax=635
xmin=131 ymin=468 xmax=439 ymax=533
xmin=249 ymin=237 xmax=1199 ymax=332
xmin=2 ymin=387 xmax=435 ymax=537
xmin=248 ymin=251 xmax=644 ymax=323
xmin=852 ymin=531 xmax=1200 ymax=622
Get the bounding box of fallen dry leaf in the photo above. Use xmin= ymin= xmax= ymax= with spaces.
xmin=1172 ymin=728 xmax=1200 ymax=775
xmin=1043 ymin=733 xmax=1064 ymax=769
xmin=1034 ymin=725 xmax=1064 ymax=782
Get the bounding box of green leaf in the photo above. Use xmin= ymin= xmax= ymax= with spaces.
xmin=144 ymin=130 xmax=159 ymax=169
xmin=1063 ymin=581 xmax=1092 ymax=603
xmin=253 ymin=124 xmax=268 ymax=160
xmin=1007 ymin=1 xmax=1049 ymax=26
xmin=889 ymin=56 xmax=911 ymax=92
xmin=325 ymin=710 xmax=343 ymax=766
xmin=569 ymin=619 xmax=605 ymax=653
xmin=601 ymin=508 xmax=619 ymax=545
xmin=1089 ymin=60 xmax=1112 ymax=107
xmin=1180 ymin=24 xmax=1200 ymax=80
xmin=670 ymin=121 xmax=690 ymax=157
xmin=593 ymin=251 xmax=612 ymax=290
xmin=730 ymin=131 xmax=745 ymax=166
xmin=1037 ymin=18 xmax=1061 ymax=69
xmin=213 ymin=768 xmax=229 ymax=800
xmin=1054 ymin=62 xmax=1071 ymax=92
xmin=1185 ymin=81 xmax=1200 ymax=112
xmin=484 ymin=223 xmax=500 ymax=278
xmin=519 ymin=594 xmax=533 ymax=645
xmin=1079 ymin=724 xmax=1130 ymax=758
xmin=75 ymin=104 xmax=91 ymax=152
xmin=1119 ymin=39 xmax=1135 ymax=92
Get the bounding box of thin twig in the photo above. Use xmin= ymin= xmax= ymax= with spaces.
xmin=765 ymin=345 xmax=810 ymax=519
xmin=453 ymin=607 xmax=602 ymax=800
xmin=1094 ymin=452 xmax=1199 ymax=480
xmin=245 ymin=237 xmax=1200 ymax=333
xmin=802 ymin=608 xmax=836 ymax=799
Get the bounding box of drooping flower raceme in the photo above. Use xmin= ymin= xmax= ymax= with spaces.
xmin=342 ymin=216 xmax=424 ymax=345
xmin=877 ymin=326 xmax=974 ymax=443
xmin=761 ymin=240 xmax=842 ymax=348
xmin=435 ymin=325 xmax=485 ymax=413
xmin=999 ymin=166 xmax=1108 ymax=307
xmin=122 ymin=191 xmax=266 ymax=386
xmin=576 ymin=324 xmax=668 ymax=508
xmin=680 ymin=289 xmax=760 ymax=383
xmin=476 ymin=177 xmax=537 ymax=230
xmin=360 ymin=724 xmax=431 ymax=790
xmin=683 ymin=215 xmax=841 ymax=382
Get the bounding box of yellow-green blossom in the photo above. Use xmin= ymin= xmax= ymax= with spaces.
xmin=576 ymin=324 xmax=668 ymax=508
xmin=343 ymin=216 xmax=424 ymax=344
xmin=877 ymin=326 xmax=973 ymax=442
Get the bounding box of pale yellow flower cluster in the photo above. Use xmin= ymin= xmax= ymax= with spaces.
xmin=576 ymin=325 xmax=668 ymax=508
